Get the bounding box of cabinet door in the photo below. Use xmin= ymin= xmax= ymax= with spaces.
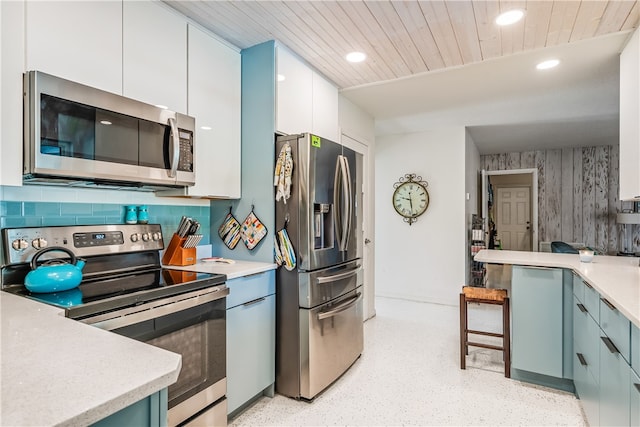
xmin=632 ymin=368 xmax=640 ymax=427
xmin=311 ymin=72 xmax=339 ymax=141
xmin=633 ymin=322 xmax=640 ymax=374
xmin=512 ymin=266 xmax=563 ymax=377
xmin=599 ymin=333 xmax=631 ymax=426
xmin=276 ymin=45 xmax=313 ymax=135
xmin=226 ymin=294 xmax=275 ymax=414
xmin=1 ymin=0 xmax=25 ymax=186
xmin=619 ymin=28 xmax=640 ymax=201
xmin=186 ymin=25 xmax=241 ymax=198
xmin=25 ymin=1 xmax=122 ymax=94
xmin=573 ymin=350 xmax=599 ymax=427
xmin=123 ymin=2 xmax=187 ymax=113
xmin=600 ymin=297 xmax=631 ymax=362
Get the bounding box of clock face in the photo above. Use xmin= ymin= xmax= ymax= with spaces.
xmin=392 ymin=182 xmax=429 ymax=219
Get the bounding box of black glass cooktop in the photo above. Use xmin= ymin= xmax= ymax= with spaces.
xmin=3 ymin=268 xmax=226 ymax=320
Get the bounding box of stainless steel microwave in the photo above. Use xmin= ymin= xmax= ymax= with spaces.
xmin=23 ymin=71 xmax=196 ymax=190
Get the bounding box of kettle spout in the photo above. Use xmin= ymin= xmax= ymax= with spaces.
xmin=76 ymin=258 xmax=86 ymax=271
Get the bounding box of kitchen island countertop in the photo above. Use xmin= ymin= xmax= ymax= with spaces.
xmin=167 ymin=259 xmax=277 ymax=280
xmin=1 ymin=292 xmax=181 ymax=427
xmin=475 ymin=249 xmax=640 ymax=328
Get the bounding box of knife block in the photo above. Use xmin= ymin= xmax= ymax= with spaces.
xmin=162 ymin=233 xmax=197 ymax=266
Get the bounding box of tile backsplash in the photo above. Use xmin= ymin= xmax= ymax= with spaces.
xmin=0 ymin=201 xmax=211 ymax=246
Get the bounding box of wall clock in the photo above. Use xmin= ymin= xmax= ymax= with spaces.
xmin=392 ymin=173 xmax=430 ymax=225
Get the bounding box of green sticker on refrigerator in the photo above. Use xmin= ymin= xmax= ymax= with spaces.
xmin=311 ymin=135 xmax=321 ymax=148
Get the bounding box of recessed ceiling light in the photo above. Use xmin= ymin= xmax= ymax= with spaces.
xmin=536 ymin=59 xmax=560 ymax=70
xmin=495 ymin=9 xmax=525 ymax=26
xmin=200 ymin=126 xmax=212 ymax=131
xmin=277 ymin=74 xmax=286 ymax=82
xmin=346 ymin=51 xmax=366 ymax=63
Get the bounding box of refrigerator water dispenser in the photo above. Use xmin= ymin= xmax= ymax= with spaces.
xmin=314 ymin=203 xmax=334 ymax=250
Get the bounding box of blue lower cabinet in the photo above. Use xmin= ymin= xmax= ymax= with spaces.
xmin=600 ymin=333 xmax=630 ymax=426
xmin=226 ymin=271 xmax=276 ymax=416
xmin=632 ymin=369 xmax=640 ymax=427
xmin=512 ymin=266 xmax=564 ymax=378
xmin=92 ymin=389 xmax=167 ymax=427
xmin=573 ymin=349 xmax=599 ymax=426
xmin=632 ymin=323 xmax=640 ymax=375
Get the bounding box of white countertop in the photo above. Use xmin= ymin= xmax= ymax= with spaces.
xmin=166 ymin=259 xmax=277 ymax=280
xmin=475 ymin=249 xmax=640 ymax=328
xmin=1 ymin=292 xmax=181 ymax=427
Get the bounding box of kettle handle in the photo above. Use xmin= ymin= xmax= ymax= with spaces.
xmin=30 ymin=246 xmax=77 ymax=271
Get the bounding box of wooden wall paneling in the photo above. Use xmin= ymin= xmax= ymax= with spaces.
xmin=535 ymin=150 xmax=546 ymax=242
xmin=497 ymin=153 xmax=506 ymax=170
xmin=582 ymin=147 xmax=596 ymax=248
xmin=486 ymin=154 xmax=499 ymax=171
xmin=506 ymin=152 xmax=521 ymax=169
xmin=545 ymin=149 xmax=562 ymax=242
xmin=608 ymin=145 xmax=620 ymax=254
xmin=520 ymin=151 xmax=535 ymax=168
xmin=561 ymin=148 xmax=574 ymax=242
xmin=573 ymin=148 xmax=583 ymax=243
xmin=594 ymin=146 xmax=609 ymax=252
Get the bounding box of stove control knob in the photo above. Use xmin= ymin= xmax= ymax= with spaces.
xmin=11 ymin=239 xmax=28 ymax=251
xmin=130 ymin=233 xmax=139 ymax=242
xmin=32 ymin=237 xmax=48 ymax=249
xmin=152 ymin=232 xmax=161 ymax=241
xmin=142 ymin=233 xmax=150 ymax=242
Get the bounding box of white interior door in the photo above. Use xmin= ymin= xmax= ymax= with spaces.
xmin=496 ymin=186 xmax=531 ymax=251
xmin=341 ymin=133 xmax=374 ymax=321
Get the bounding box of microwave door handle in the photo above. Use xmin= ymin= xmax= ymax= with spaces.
xmin=167 ymin=117 xmax=180 ymax=178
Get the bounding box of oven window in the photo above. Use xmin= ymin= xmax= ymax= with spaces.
xmin=111 ymin=298 xmax=226 ymax=408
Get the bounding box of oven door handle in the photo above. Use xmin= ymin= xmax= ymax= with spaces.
xmin=317 ymin=292 xmax=361 ymax=320
xmin=84 ymin=286 xmax=229 ymax=331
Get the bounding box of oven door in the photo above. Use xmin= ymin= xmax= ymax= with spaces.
xmin=86 ymin=286 xmax=228 ymax=426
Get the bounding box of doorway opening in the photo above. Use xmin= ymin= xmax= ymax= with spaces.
xmin=482 ymin=169 xmax=538 ymax=252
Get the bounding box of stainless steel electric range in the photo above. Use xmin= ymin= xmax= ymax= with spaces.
xmin=1 ymin=224 xmax=229 ymax=427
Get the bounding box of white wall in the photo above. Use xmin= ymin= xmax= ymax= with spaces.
xmin=375 ymin=127 xmax=466 ymax=306
xmin=465 ymin=131 xmax=481 ymax=284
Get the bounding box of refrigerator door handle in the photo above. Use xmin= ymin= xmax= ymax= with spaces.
xmin=317 ymin=292 xmax=362 ymax=320
xmin=343 ymin=155 xmax=353 ymax=249
xmin=316 ymin=265 xmax=361 ymax=284
xmin=334 ymin=155 xmax=351 ymax=252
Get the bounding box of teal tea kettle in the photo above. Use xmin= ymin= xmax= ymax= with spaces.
xmin=24 ymin=247 xmax=86 ymax=293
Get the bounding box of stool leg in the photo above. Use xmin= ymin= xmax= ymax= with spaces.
xmin=460 ymin=293 xmax=466 ymax=370
xmin=503 ymin=297 xmax=511 ymax=378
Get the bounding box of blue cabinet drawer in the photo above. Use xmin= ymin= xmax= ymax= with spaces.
xmin=600 ymin=333 xmax=631 ymax=427
xmin=574 ymin=295 xmax=601 ymax=383
xmin=633 ymin=323 xmax=640 ymax=375
xmin=600 ymin=297 xmax=631 ymax=363
xmin=582 ymin=280 xmax=600 ymax=324
xmin=226 ymin=270 xmax=275 ymax=309
xmin=572 ymin=273 xmax=584 ymax=303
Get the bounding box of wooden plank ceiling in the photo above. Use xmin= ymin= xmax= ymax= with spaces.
xmin=164 ymin=1 xmax=640 ymax=89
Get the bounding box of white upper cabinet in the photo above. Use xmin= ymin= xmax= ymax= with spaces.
xmin=186 ymin=24 xmax=241 ymax=198
xmin=123 ymin=2 xmax=187 ymax=113
xmin=312 ymin=72 xmax=339 ymax=142
xmin=276 ymin=45 xmax=339 ymax=140
xmin=620 ymin=28 xmax=640 ymax=201
xmin=1 ymin=1 xmax=25 ymax=186
xmin=25 ymin=1 xmax=122 ymax=94
xmin=276 ymin=45 xmax=313 ymax=135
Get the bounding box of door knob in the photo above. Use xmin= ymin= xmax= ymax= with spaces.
xmin=364 ymin=238 xmax=371 ymax=244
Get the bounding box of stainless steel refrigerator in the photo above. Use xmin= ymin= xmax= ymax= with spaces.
xmin=275 ymin=133 xmax=364 ymax=400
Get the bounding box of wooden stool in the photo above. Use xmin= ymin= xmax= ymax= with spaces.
xmin=460 ymin=286 xmax=510 ymax=378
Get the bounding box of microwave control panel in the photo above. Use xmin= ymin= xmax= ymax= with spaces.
xmin=178 ymin=130 xmax=193 ymax=172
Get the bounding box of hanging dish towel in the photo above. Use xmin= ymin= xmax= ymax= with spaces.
xmin=240 ymin=208 xmax=268 ymax=250
xmin=276 ymin=228 xmax=296 ymax=271
xmin=218 ymin=208 xmax=242 ymax=249
xmin=274 ymin=235 xmax=284 ymax=267
xmin=274 ymin=142 xmax=293 ymax=203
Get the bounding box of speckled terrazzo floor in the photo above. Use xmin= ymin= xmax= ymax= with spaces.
xmin=229 ymin=296 xmax=587 ymax=426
